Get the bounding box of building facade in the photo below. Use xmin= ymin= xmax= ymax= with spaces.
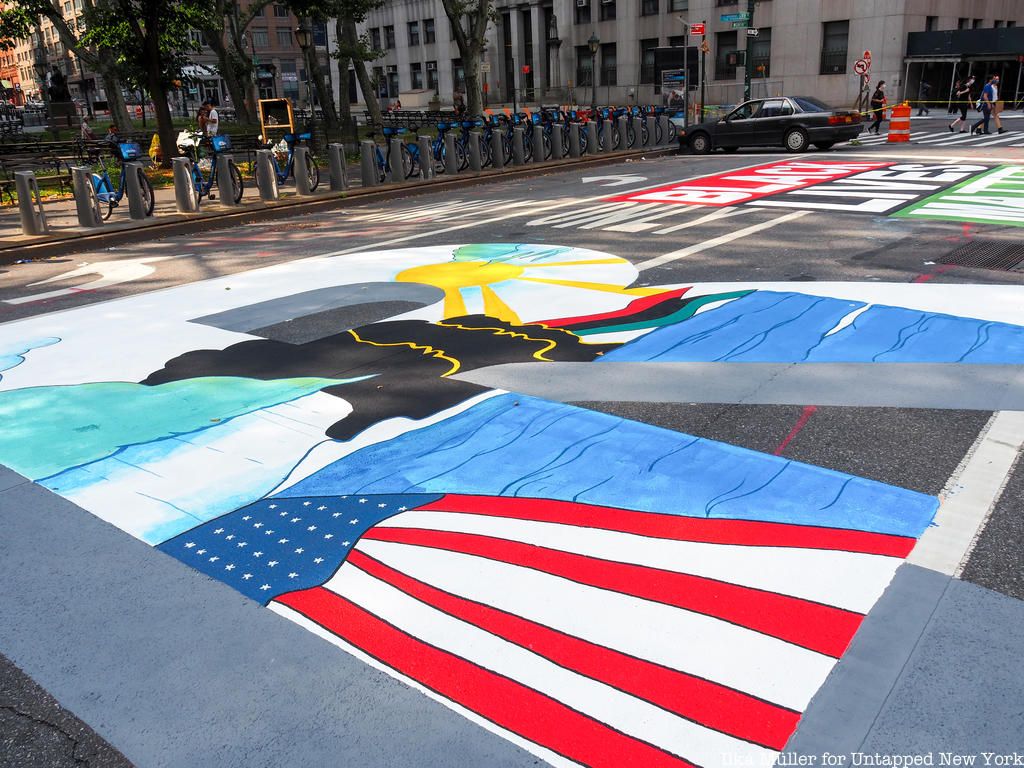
xmin=337 ymin=0 xmax=1024 ymax=111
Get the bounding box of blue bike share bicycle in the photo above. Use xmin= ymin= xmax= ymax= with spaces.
xmin=255 ymin=131 xmax=320 ymax=192
xmin=176 ymin=131 xmax=244 ymax=207
xmin=91 ymin=141 xmax=155 ymax=220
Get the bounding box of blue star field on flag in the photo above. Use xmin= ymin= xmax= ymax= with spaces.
xmin=158 ymin=493 xmax=443 ymax=603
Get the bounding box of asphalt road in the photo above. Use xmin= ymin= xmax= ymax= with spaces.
xmin=2 ymin=134 xmax=1023 ymax=767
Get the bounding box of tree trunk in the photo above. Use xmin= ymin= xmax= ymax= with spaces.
xmin=334 ymin=19 xmax=351 ymax=127
xmin=99 ymin=67 xmax=131 ymax=130
xmin=465 ymin=59 xmax=483 ymax=117
xmin=343 ymin=19 xmax=382 ymax=127
xmin=141 ymin=35 xmax=178 ymax=167
xmin=206 ymin=31 xmax=253 ymax=124
xmin=304 ymin=44 xmax=338 ymax=130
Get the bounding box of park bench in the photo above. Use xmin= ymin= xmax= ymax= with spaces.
xmin=0 ymin=151 xmax=72 ymax=204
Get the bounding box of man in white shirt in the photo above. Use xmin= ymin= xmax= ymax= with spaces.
xmin=199 ymin=99 xmax=220 ymax=136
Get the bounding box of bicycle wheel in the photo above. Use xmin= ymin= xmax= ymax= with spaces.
xmin=137 ymin=166 xmax=155 ymax=217
xmin=612 ymin=126 xmax=622 ymax=150
xmin=307 ymin=155 xmax=320 ymax=191
xmin=640 ymin=122 xmax=650 ymax=146
xmin=654 ymin=121 xmax=663 ymax=144
xmin=481 ymin=134 xmax=493 ymax=167
xmin=93 ymin=174 xmax=115 ymax=220
xmin=401 ymin=143 xmax=416 ymax=179
xmin=523 ymin=130 xmax=534 ymax=162
xmin=229 ymin=160 xmax=244 ymax=203
xmin=375 ymin=147 xmax=387 ymax=183
xmin=579 ymin=129 xmax=588 ymax=154
xmin=543 ymin=132 xmax=553 ymax=160
xmin=626 ymin=124 xmax=637 ymax=148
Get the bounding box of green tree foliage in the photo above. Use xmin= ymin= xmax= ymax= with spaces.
xmin=440 ymin=0 xmax=493 ymax=116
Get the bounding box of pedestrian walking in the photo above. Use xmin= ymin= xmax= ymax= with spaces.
xmin=948 ymin=78 xmax=972 ymax=132
xmin=80 ymin=115 xmax=96 ymax=141
xmin=917 ymin=80 xmax=931 ymax=116
xmin=868 ymin=81 xmax=887 ymax=134
xmin=971 ymin=76 xmax=996 ymax=135
xmin=991 ymin=76 xmax=1007 ymax=134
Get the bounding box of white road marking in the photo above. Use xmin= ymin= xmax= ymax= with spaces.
xmin=908 ymin=410 xmax=1024 ymax=577
xmin=637 ymin=210 xmax=812 ymax=270
xmin=4 ymin=256 xmax=174 ymax=305
xmin=652 ymin=205 xmax=757 ymax=235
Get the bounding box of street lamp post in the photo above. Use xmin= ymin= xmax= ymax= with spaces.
xmin=587 ymin=33 xmax=599 ymax=116
xmin=294 ymin=21 xmax=314 ymax=134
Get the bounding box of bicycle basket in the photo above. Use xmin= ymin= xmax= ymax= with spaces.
xmin=210 ymin=134 xmax=232 ymax=152
xmin=118 ymin=142 xmax=142 ymax=161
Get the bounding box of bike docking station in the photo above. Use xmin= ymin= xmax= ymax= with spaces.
xmin=569 ymin=123 xmax=582 ymax=159
xmin=417 ymin=136 xmax=435 ymax=180
xmin=15 ymin=171 xmax=50 ymax=236
xmin=359 ymin=141 xmax=379 ymax=188
xmin=489 ymin=130 xmax=505 ymax=171
xmin=444 ymin=133 xmax=459 ymax=175
xmin=216 ymin=153 xmax=239 ymax=207
xmin=256 ymin=150 xmax=280 ymax=201
xmin=586 ymin=122 xmax=599 ymax=155
xmin=328 ymin=143 xmax=348 ymax=192
xmin=468 ymin=131 xmax=483 ymax=173
xmin=70 ymin=166 xmax=104 ymax=228
xmin=550 ymin=125 xmax=565 ymax=160
xmin=172 ymin=157 xmax=199 ymax=213
xmin=124 ymin=161 xmax=151 ymax=220
xmin=617 ymin=115 xmax=630 ymax=152
xmin=389 ymin=137 xmax=406 ymax=183
xmin=603 ymin=119 xmax=615 ymax=153
xmin=292 ymin=146 xmax=314 ymax=196
xmin=512 ymin=127 xmax=526 ymax=166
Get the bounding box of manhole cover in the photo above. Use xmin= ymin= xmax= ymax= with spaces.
xmin=939 ymin=240 xmax=1024 ymax=272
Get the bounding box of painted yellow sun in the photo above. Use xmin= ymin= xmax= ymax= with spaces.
xmin=394 ymin=245 xmax=660 ymax=324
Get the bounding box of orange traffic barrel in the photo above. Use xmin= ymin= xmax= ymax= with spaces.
xmin=888 ymin=103 xmax=911 ymax=143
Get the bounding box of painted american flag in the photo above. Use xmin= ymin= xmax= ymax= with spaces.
xmin=161 ymin=492 xmax=916 ymax=767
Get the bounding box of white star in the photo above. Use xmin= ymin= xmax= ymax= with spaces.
xmin=225 ymin=534 xmax=236 ymax=541
xmin=197 ymin=548 xmax=207 ymax=555
xmin=290 ymin=517 xmax=301 ymax=523
xmin=332 ymin=512 xmax=342 ymax=518
xmin=268 ymin=504 xmax=277 ymax=509
xmin=288 ymin=572 xmax=298 ymax=579
xmin=242 ymin=516 xmax=251 ymax=521
xmin=265 ymin=530 xmax=275 ymax=535
xmin=378 ymin=503 xmax=387 ymax=508
xmin=214 ymin=528 xmax=225 ymax=534
xmin=342 ymin=540 xmax=351 ymax=547
xmin=349 ymin=519 xmax=359 ymax=525
xmin=268 ymin=560 xmax=278 ymax=567
xmin=253 ymin=522 xmax=263 ymax=529
xmin=358 ymin=498 xmax=367 ymax=504
xmin=209 ymin=556 xmax=219 ymax=562
xmin=184 ymin=542 xmax=196 ymax=549
xmin=279 ymin=512 xmax=288 ymax=517
xmin=303 ymin=501 xmax=311 ymax=507
xmin=323 ymin=533 xmax=333 ymax=540
xmin=317 ymin=506 xmax=327 ymax=511
xmin=307 ymin=525 xmax=317 ymax=532
xmin=237 ymin=542 xmax=248 ymax=548
xmin=294 ymin=547 xmax=305 ymax=554
xmin=314 ymin=557 xmax=324 ymax=564
xmin=398 ymin=506 xmax=408 ymax=512
xmin=260 ymin=584 xmax=271 ymax=591
xmin=242 ymin=573 xmax=253 ymax=580
xmin=253 ymin=551 xmax=263 ymax=558
xmin=225 ymin=564 xmax=236 ymax=571
xmin=278 ymin=538 xmax=289 ymax=544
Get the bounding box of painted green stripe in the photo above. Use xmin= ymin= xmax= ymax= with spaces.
xmin=576 ymin=290 xmax=753 ymax=337
xmin=893 ymin=165 xmax=1024 ymax=227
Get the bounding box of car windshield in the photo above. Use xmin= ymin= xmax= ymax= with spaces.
xmin=792 ymin=96 xmax=832 ymax=113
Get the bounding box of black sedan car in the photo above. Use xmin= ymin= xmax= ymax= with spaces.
xmin=673 ymin=96 xmax=862 ymax=153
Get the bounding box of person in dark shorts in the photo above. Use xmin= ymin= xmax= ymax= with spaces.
xmin=868 ymin=81 xmax=887 ymax=134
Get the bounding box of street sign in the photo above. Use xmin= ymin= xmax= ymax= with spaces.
xmin=863 ymin=50 xmax=872 ymax=63
xmin=853 ymin=59 xmax=869 ymax=75
xmin=721 ymin=12 xmax=750 ymax=21
xmin=480 ymin=63 xmax=491 ymax=73
xmin=731 ymin=21 xmax=749 ymax=28
xmin=746 ymin=28 xmax=759 ymax=36
xmin=690 ymin=22 xmax=705 ymax=35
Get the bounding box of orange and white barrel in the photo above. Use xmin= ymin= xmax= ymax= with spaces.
xmin=887 ymin=103 xmax=911 ymax=143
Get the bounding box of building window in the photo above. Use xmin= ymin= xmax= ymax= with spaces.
xmin=384 ymin=25 xmax=395 ymax=49
xmin=276 ymin=28 xmax=291 ymax=47
xmin=424 ymin=18 xmax=436 ymax=43
xmin=667 ymin=35 xmax=685 ymax=46
xmin=640 ymin=38 xmax=658 ymax=84
xmin=819 ymin=20 xmax=848 ymax=75
xmin=925 ymin=16 xmax=938 ymax=31
xmin=1008 ymin=20 xmax=1016 ymax=27
xmin=251 ymin=27 xmax=269 ymax=48
xmin=408 ymin=21 xmax=420 ymax=46
xmin=313 ymin=21 xmax=326 ymax=46
xmin=281 ymin=59 xmax=299 ymax=100
xmin=715 ymin=30 xmax=738 ymax=80
xmin=972 ymin=18 xmax=982 ymax=28
xmin=669 ymin=0 xmax=688 ymax=9
xmin=599 ymin=0 xmax=616 ymax=22
xmin=372 ymin=66 xmax=386 ymax=97
xmin=575 ymin=0 xmax=591 ymax=26
xmin=411 ymin=62 xmax=423 ymax=89
xmin=253 ymin=5 xmax=263 ymax=15
xmin=641 ymin=0 xmax=658 ymax=16
xmin=716 ymin=0 xmax=737 ymax=5
xmin=957 ymin=17 xmax=969 ymax=29
xmin=370 ymin=28 xmax=381 ymax=50
xmin=749 ymin=27 xmax=771 ymax=78
xmin=452 ymin=58 xmax=465 ymax=91
xmin=995 ymin=20 xmax=1004 ymax=27
xmin=575 ymin=44 xmax=594 ymax=88
xmin=427 ymin=62 xmax=438 ymax=90
xmin=600 ymin=42 xmax=616 ymax=86
xmin=273 ymin=4 xmax=288 ymax=17
xmin=386 ymin=65 xmax=399 ymax=97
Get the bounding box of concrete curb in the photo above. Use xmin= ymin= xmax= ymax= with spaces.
xmin=3 ymin=146 xmax=677 ymax=263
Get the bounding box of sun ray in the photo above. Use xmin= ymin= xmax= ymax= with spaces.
xmin=443 ymin=288 xmax=468 ymax=318
xmin=528 ymin=258 xmax=625 ymax=268
xmin=480 ymin=285 xmax=522 ymax=325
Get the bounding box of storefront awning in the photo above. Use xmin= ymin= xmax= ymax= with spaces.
xmin=0 ymin=80 xmax=12 ymax=89
xmin=181 ymin=64 xmax=220 ymax=80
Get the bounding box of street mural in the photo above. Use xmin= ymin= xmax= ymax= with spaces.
xmin=3 ymin=243 xmax=1024 ymax=767
xmin=893 ymin=164 xmax=1024 ymax=227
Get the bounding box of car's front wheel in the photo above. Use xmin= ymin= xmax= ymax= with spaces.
xmin=814 ymin=141 xmax=835 ymax=150
xmin=689 ymin=132 xmax=712 ymax=154
xmin=785 ymin=128 xmax=809 ymax=153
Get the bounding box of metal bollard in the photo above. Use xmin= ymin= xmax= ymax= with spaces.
xmin=568 ymin=123 xmax=582 ymax=158
xmin=656 ymin=115 xmax=668 ymax=145
xmin=15 ymin=171 xmax=49 ymax=235
xmin=124 ymin=161 xmax=149 ymax=219
xmin=71 ymin=166 xmax=102 ymax=228
xmin=389 ymin=138 xmax=405 ymax=183
xmin=550 ymin=125 xmax=564 ymax=160
xmin=360 ymin=140 xmax=378 ymax=187
xmin=328 ymin=142 xmax=348 ymax=191
xmin=255 ymin=150 xmax=279 ymax=201
xmin=418 ymin=136 xmax=434 ymax=180
xmin=641 ymin=119 xmax=652 ymax=148
xmin=444 ymin=133 xmax=459 ymax=175
xmin=216 ymin=153 xmax=238 ymax=206
xmin=586 ymin=122 xmax=598 ymax=155
xmin=490 ymin=129 xmax=505 ymax=170
xmin=532 ymin=125 xmax=545 ymax=161
xmin=603 ymin=119 xmax=615 ymax=153
xmin=294 ymin=146 xmax=313 ymax=196
xmin=172 ymin=157 xmax=198 ymax=212
xmin=512 ymin=127 xmax=526 ymax=166
xmin=617 ymin=116 xmax=630 ymax=151
xmin=468 ymin=131 xmax=482 ymax=172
